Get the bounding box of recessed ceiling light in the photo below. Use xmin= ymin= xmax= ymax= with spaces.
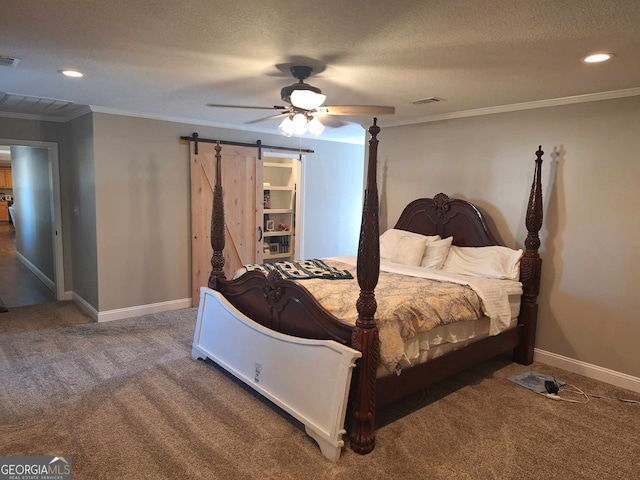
xmin=59 ymin=69 xmax=84 ymax=78
xmin=583 ymin=53 xmax=614 ymax=63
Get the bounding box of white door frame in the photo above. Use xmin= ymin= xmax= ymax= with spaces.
xmin=0 ymin=138 xmax=65 ymax=300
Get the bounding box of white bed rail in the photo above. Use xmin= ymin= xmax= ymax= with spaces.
xmin=192 ymin=287 xmax=361 ymax=461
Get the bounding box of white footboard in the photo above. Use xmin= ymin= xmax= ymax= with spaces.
xmin=192 ymin=287 xmax=361 ymax=462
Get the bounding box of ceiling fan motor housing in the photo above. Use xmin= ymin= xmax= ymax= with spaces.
xmin=281 ymin=65 xmax=322 ymax=104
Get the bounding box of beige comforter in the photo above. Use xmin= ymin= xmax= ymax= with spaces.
xmin=302 ymin=260 xmax=484 ymax=373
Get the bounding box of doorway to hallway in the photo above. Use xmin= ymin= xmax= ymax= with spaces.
xmin=0 ymin=222 xmax=56 ymax=307
xmin=0 ymin=139 xmax=65 ymax=305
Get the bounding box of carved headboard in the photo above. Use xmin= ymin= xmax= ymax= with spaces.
xmin=394 ymin=193 xmax=500 ymax=247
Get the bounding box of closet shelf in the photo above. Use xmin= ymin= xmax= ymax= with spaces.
xmin=264 ymin=252 xmax=292 ymax=260
xmin=264 ymin=208 xmax=292 ymax=214
xmin=265 ymin=186 xmax=293 ymax=191
xmin=264 ymin=162 xmax=294 ymax=169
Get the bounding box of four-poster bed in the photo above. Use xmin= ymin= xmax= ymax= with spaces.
xmin=191 ymin=119 xmax=544 ymax=461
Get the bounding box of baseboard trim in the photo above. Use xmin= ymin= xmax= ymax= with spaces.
xmin=97 ymin=298 xmax=193 ymax=323
xmin=534 ymin=348 xmax=640 ymax=394
xmin=15 ymin=251 xmax=55 ymax=293
xmin=72 ymin=292 xmax=99 ymax=321
xmin=62 ymin=290 xmax=73 ymax=301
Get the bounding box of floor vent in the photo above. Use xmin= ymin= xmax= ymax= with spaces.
xmin=412 ymin=96 xmax=445 ymax=105
xmin=0 ymin=56 xmax=20 ymax=68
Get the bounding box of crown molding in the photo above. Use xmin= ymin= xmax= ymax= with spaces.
xmin=0 ymin=104 xmax=364 ymax=144
xmin=64 ymin=105 xmax=93 ymax=121
xmin=0 ymin=105 xmax=92 ymax=123
xmin=385 ymin=86 xmax=640 ymax=127
xmin=2 ymin=87 xmax=638 ymax=141
xmin=88 ymin=106 xmax=365 ymax=145
xmin=88 ymin=105 xmax=260 ymax=133
xmin=0 ymin=110 xmax=69 ymax=122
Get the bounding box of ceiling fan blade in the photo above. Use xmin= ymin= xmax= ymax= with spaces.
xmin=244 ymin=112 xmax=290 ymax=124
xmin=207 ymin=104 xmax=287 ymax=110
xmin=318 ymin=116 xmax=349 ymax=128
xmin=318 ymin=105 xmax=395 ymax=116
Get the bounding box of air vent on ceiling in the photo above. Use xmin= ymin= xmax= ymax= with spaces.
xmin=412 ymin=96 xmax=445 ymax=105
xmin=0 ymin=56 xmax=20 ymax=68
xmin=0 ymin=92 xmax=78 ymax=117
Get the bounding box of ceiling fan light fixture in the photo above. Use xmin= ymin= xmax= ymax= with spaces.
xmin=291 ymin=113 xmax=308 ymax=135
xmin=307 ymin=116 xmax=325 ymax=136
xmin=290 ymin=90 xmax=327 ymax=110
xmin=278 ymin=117 xmax=294 ymax=137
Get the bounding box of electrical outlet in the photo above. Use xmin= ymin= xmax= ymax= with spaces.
xmin=254 ymin=363 xmax=262 ymax=383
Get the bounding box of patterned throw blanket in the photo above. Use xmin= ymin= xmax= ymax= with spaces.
xmin=244 ymin=259 xmax=353 ymax=280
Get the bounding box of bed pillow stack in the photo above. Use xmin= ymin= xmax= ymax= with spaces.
xmin=379 ymin=229 xmax=523 ymax=280
xmin=441 ymin=245 xmax=523 ymax=280
xmin=389 ymin=235 xmax=428 ymax=266
xmin=379 ymin=229 xmax=449 ymax=268
xmin=420 ymin=236 xmax=453 ymax=269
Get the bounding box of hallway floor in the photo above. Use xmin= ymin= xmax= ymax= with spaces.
xmin=0 ymin=222 xmax=56 ymax=308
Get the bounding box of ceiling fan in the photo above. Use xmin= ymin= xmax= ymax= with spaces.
xmin=207 ymin=65 xmax=395 ymax=137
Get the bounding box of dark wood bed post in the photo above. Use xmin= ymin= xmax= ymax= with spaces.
xmin=350 ymin=119 xmax=381 ymax=455
xmin=513 ymin=146 xmax=544 ymax=365
xmin=208 ymin=142 xmax=226 ymax=289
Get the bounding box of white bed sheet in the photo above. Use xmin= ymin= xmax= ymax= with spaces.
xmin=331 ymin=255 xmax=522 ymax=335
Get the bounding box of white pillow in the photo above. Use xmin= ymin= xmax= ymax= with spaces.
xmin=379 ymin=229 xmax=440 ymax=260
xmin=441 ymin=245 xmax=523 ymax=280
xmin=420 ymin=236 xmax=453 ymax=269
xmin=390 ymin=235 xmax=428 ymax=266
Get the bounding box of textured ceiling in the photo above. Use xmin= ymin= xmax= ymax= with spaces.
xmin=1 ymin=0 xmax=640 ymax=142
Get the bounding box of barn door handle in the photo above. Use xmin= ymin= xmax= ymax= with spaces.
xmin=258 ymin=226 xmax=263 ymax=241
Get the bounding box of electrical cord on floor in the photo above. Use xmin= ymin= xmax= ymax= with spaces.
xmin=540 ymin=377 xmax=640 ymax=405
xmin=540 ymin=382 xmax=590 ymax=404
xmin=584 ymin=393 xmax=640 ymax=404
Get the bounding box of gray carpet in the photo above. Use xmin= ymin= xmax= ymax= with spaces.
xmin=1 ymin=306 xmax=639 ymax=479
xmin=0 ymin=300 xmax=92 ymax=333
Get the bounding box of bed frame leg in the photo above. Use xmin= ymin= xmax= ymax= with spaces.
xmin=350 ymin=324 xmax=379 ymax=454
xmin=514 ymin=301 xmax=538 ymax=365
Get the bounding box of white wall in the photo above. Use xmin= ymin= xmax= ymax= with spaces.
xmin=301 ymin=141 xmax=365 ymax=258
xmin=379 ymin=96 xmax=640 ymax=379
